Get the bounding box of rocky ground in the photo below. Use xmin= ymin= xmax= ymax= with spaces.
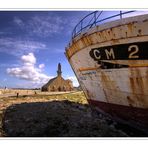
xmin=0 ymin=91 xmax=147 ymax=137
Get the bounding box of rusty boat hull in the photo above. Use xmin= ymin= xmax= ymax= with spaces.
xmin=65 ymin=12 xmax=148 ymax=132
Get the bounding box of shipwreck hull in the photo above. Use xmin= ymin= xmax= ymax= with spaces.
xmin=66 ymin=12 xmax=148 ymax=131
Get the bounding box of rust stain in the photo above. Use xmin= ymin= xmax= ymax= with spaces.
xmin=98 ymin=32 xmax=102 ymax=41
xmin=107 ymin=28 xmax=114 ymax=40
xmin=125 ymin=31 xmax=128 ymax=37
xmin=81 ymin=37 xmax=87 ymax=46
xmin=102 ymin=31 xmax=107 ymax=40
xmin=74 ymin=42 xmax=81 ymax=51
xmin=87 ymin=36 xmax=93 ymax=45
xmin=129 ymin=64 xmax=148 ymax=68
xmin=129 ymin=77 xmax=135 ymax=92
xmin=136 ymin=77 xmax=144 ymax=94
xmin=143 ymin=19 xmax=148 ymax=22
xmin=100 ymin=71 xmax=120 ymax=103
xmin=127 ymin=96 xmax=134 ymax=107
xmin=80 ymin=36 xmax=92 ymax=47
xmin=127 ymin=23 xmax=133 ymax=33
xmin=129 ymin=69 xmax=148 ymax=107
xmin=108 ymin=30 xmax=110 ymax=35
xmin=100 ymin=72 xmax=110 ymax=102
xmin=130 ymin=70 xmax=144 ymax=94
xmin=111 ymin=39 xmax=120 ymax=44
xmin=113 ymin=33 xmax=116 ymax=38
xmin=101 ymin=72 xmax=119 ymax=89
xmin=79 ymin=67 xmax=99 ymax=72
xmin=138 ymin=29 xmax=142 ymax=36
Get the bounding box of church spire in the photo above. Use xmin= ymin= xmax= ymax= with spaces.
xmin=57 ymin=63 xmax=62 ymax=76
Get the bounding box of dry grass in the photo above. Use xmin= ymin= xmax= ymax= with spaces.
xmin=0 ymin=91 xmax=87 ymax=136
xmin=0 ymin=91 xmax=87 ymax=108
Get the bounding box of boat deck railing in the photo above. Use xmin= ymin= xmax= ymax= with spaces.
xmin=72 ymin=11 xmax=136 ymax=39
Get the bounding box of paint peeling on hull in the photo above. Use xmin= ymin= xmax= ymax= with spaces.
xmin=66 ymin=13 xmax=148 ymax=131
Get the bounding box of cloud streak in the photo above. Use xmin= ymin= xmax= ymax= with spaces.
xmin=28 ymin=15 xmax=64 ymax=37
xmin=13 ymin=15 xmax=65 ymax=37
xmin=0 ymin=38 xmax=46 ymax=56
xmin=12 ymin=12 xmax=89 ymax=38
xmin=13 ymin=17 xmax=25 ymax=28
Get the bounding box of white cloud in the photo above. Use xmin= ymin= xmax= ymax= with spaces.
xmin=21 ymin=53 xmax=36 ymax=66
xmin=7 ymin=53 xmax=53 ymax=87
xmin=13 ymin=17 xmax=24 ymax=28
xmin=66 ymin=76 xmax=79 ymax=87
xmin=39 ymin=64 xmax=45 ymax=69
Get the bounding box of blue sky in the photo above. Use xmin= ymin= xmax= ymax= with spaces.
xmin=0 ymin=11 xmax=93 ymax=88
xmin=0 ymin=10 xmax=147 ymax=88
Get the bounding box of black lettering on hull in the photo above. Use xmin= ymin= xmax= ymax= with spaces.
xmin=89 ymin=42 xmax=148 ymax=69
xmin=89 ymin=42 xmax=148 ymax=60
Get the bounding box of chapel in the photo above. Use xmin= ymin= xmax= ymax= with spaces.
xmin=41 ymin=63 xmax=73 ymax=92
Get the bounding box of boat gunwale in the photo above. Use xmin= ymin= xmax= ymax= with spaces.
xmin=65 ymin=14 xmax=148 ymax=59
xmin=72 ymin=11 xmax=135 ymax=39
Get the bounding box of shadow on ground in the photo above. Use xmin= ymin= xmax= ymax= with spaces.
xmin=2 ymin=100 xmax=130 ymax=137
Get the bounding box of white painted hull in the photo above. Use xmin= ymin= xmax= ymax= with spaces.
xmin=66 ymin=13 xmax=148 ymax=131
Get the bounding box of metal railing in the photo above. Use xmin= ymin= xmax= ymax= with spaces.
xmin=72 ymin=11 xmax=135 ymax=39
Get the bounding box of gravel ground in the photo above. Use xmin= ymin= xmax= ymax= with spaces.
xmin=0 ymin=91 xmax=148 ymax=137
xmin=2 ymin=100 xmax=128 ymax=137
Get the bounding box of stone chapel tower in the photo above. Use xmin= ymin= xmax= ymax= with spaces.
xmin=41 ymin=63 xmax=74 ymax=92
xmin=57 ymin=63 xmax=62 ymax=76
